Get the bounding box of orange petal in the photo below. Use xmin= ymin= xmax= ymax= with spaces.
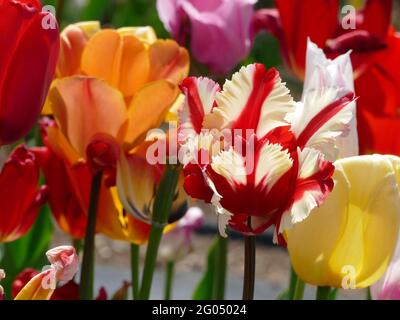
xmin=96 ymin=186 xmax=151 ymax=245
xmin=46 ymin=125 xmax=83 ymax=166
xmin=81 ymin=29 xmax=150 ymax=97
xmin=149 ymin=40 xmax=189 ymax=84
xmin=124 ymin=80 xmax=179 ymax=149
xmin=49 ymin=76 xmax=128 ymax=159
xmin=57 ymin=21 xmax=101 ymax=78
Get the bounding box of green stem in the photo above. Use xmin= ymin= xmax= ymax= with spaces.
xmin=139 ymin=165 xmax=180 ymax=300
xmin=287 ymin=267 xmax=299 ymax=300
xmin=293 ymin=278 xmax=306 ymax=300
xmin=242 ymin=236 xmax=256 ymax=300
xmin=367 ymin=287 xmax=372 ymax=300
xmin=72 ymin=238 xmax=83 ymax=255
xmin=79 ymin=172 xmax=103 ymax=300
xmin=164 ymin=261 xmax=175 ymax=300
xmin=130 ymin=244 xmax=140 ymax=300
xmin=213 ymin=236 xmax=228 ymax=300
xmin=316 ymin=286 xmax=331 ymax=300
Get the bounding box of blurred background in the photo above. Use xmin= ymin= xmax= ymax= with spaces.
xmin=16 ymin=0 xmax=398 ymax=299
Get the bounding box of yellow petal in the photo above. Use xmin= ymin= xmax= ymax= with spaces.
xmin=14 ymin=273 xmax=54 ymax=300
xmin=149 ymin=40 xmax=189 ymax=84
xmin=118 ymin=26 xmax=157 ymax=45
xmin=116 ymin=152 xmax=159 ymax=223
xmin=165 ymin=93 xmax=184 ymax=122
xmin=49 ymin=76 xmax=128 ymax=159
xmin=123 ymin=80 xmax=179 ymax=149
xmin=74 ymin=21 xmax=101 ymax=38
xmin=81 ymin=29 xmax=150 ymax=97
xmin=96 ymin=183 xmax=150 ymax=245
xmin=287 ymin=155 xmax=400 ymax=288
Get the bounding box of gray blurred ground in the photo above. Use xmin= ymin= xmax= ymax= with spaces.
xmin=53 ymin=230 xmax=366 ymax=300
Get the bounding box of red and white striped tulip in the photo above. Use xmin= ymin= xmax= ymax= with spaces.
xmin=178 ymin=40 xmax=356 ymax=245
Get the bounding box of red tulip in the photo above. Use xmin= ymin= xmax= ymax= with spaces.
xmin=253 ymin=0 xmax=400 ymax=155
xmin=0 ymin=145 xmax=47 ymax=242
xmin=0 ymin=0 xmax=59 ymax=145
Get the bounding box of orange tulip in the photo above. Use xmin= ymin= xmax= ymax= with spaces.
xmin=34 ymin=119 xmax=153 ymax=245
xmin=43 ymin=22 xmax=189 ymax=241
xmin=51 ymin=22 xmax=188 ymax=99
xmin=44 ymin=24 xmax=188 ymax=165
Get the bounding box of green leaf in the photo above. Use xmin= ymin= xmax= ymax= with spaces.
xmin=329 ymin=288 xmax=339 ymax=300
xmin=80 ymin=0 xmax=113 ymax=21
xmin=276 ymin=290 xmax=288 ymax=300
xmin=192 ymin=238 xmax=218 ymax=300
xmin=0 ymin=205 xmax=53 ymax=298
xmin=111 ymin=0 xmax=169 ymax=37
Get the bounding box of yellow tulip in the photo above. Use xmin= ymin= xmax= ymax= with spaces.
xmin=287 ymin=155 xmax=400 ymax=288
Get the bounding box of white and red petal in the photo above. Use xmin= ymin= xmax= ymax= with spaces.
xmin=287 ymin=40 xmax=357 ymax=160
xmin=211 ymin=147 xmax=247 ymax=187
xmin=255 ymin=142 xmax=293 ymax=191
xmin=287 ymin=90 xmax=355 ymax=161
xmin=203 ymin=64 xmax=295 ymax=135
xmin=280 ymin=147 xmax=334 ymax=233
xmin=179 ymin=76 xmax=220 ymax=134
xmin=183 ymin=162 xmax=214 ymax=202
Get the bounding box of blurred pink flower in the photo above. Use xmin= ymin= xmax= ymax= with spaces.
xmin=371 ymin=237 xmax=400 ymax=299
xmin=157 ymin=0 xmax=257 ymax=75
xmin=159 ymin=207 xmax=204 ymax=262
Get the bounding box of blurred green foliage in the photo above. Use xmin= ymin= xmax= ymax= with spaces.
xmin=0 ymin=205 xmax=53 ymax=299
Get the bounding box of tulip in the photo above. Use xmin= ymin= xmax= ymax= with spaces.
xmin=370 ymin=156 xmax=400 ymax=299
xmin=46 ymin=76 xmax=179 ymax=169
xmin=287 ymin=155 xmax=400 ymax=288
xmin=253 ymin=0 xmax=400 ymax=156
xmin=303 ymin=39 xmax=358 ymax=159
xmin=178 ymin=53 xmax=356 ymax=243
xmin=14 ymin=246 xmax=78 ymax=300
xmin=116 ymin=144 xmax=188 ymax=225
xmin=12 ymin=270 xmax=108 ymax=300
xmin=0 ymin=0 xmax=59 ymax=145
xmin=371 ymin=238 xmax=400 ymax=299
xmin=159 ymin=207 xmax=204 ymax=263
xmin=53 ymin=22 xmax=188 ymax=98
xmin=33 ymin=119 xmax=154 ymax=245
xmin=157 ymin=0 xmax=257 ymax=75
xmin=0 ymin=145 xmax=47 ymax=242
xmin=44 ymin=19 xmax=189 ymax=302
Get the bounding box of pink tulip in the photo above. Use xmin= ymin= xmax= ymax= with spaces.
xmin=371 ymin=236 xmax=400 ymax=299
xmin=157 ymin=0 xmax=257 ymax=75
